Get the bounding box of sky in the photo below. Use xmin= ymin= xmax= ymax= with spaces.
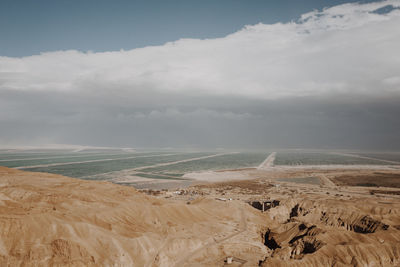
xmin=0 ymin=0 xmax=379 ymax=57
xmin=1 ymin=0 xmax=400 ymax=150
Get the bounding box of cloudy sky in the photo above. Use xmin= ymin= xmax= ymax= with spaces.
xmin=1 ymin=0 xmax=400 ymax=150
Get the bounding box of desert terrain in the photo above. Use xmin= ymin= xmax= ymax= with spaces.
xmin=1 ymin=163 xmax=400 ymax=266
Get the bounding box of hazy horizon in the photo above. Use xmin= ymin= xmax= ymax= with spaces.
xmin=1 ymin=0 xmax=400 ymax=150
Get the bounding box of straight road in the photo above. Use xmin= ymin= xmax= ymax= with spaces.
xmin=257 ymin=152 xmax=276 ymax=169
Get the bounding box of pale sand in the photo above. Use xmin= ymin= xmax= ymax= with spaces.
xmin=183 ymin=170 xmax=250 ymax=182
xmin=1 ymin=166 xmax=400 ymax=266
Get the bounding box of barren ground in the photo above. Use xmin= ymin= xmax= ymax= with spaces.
xmin=331 ymin=172 xmax=400 ymax=188
xmin=1 ymin=165 xmax=400 ymax=266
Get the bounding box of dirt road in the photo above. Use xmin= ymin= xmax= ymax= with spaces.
xmin=257 ymin=152 xmax=276 ymax=169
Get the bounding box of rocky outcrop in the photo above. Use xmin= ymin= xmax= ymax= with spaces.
xmin=1 ymin=167 xmax=400 ymax=266
xmin=262 ymin=223 xmax=325 ymax=261
xmin=260 ymin=198 xmax=399 ymax=266
xmin=0 ymin=167 xmax=263 ymax=266
xmin=279 ymin=199 xmax=390 ymax=234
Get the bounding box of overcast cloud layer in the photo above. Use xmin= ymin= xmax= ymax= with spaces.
xmin=1 ymin=1 xmax=400 ymax=149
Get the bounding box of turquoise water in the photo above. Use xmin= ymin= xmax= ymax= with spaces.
xmin=0 ymin=150 xmax=269 ymax=181
xmin=2 ymin=150 xmax=397 ymax=186
xmin=274 ymin=152 xmax=393 ymax=165
xmin=350 ymin=152 xmax=400 ymax=163
xmin=0 ymin=153 xmax=157 ymax=168
xmin=139 ymin=152 xmax=271 ymax=177
xmin=21 ymin=152 xmax=213 ymax=178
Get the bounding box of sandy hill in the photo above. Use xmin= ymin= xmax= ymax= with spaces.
xmin=0 ymin=167 xmax=266 ymax=266
xmin=1 ymin=166 xmax=400 ymax=266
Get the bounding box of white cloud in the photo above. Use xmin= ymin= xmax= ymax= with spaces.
xmin=0 ymin=0 xmax=399 ymax=101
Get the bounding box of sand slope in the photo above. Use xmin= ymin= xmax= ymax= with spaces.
xmin=0 ymin=167 xmax=266 ymax=266
xmin=1 ymin=166 xmax=400 ymax=266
